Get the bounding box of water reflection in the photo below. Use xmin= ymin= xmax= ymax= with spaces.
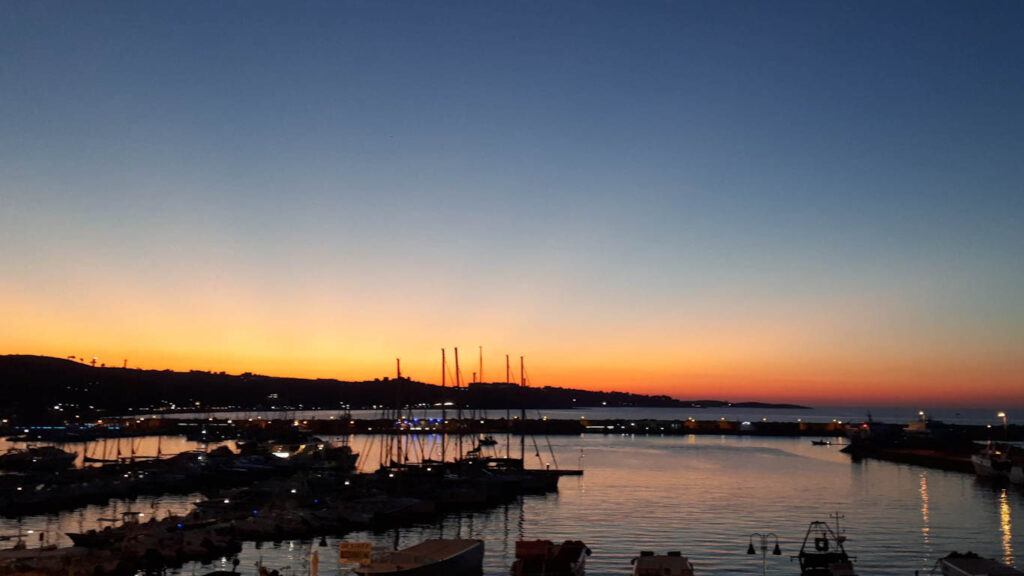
xmin=1000 ymin=488 xmax=1013 ymax=566
xmin=3 ymin=435 xmax=1023 ymax=576
xmin=920 ymin=472 xmax=930 ymax=545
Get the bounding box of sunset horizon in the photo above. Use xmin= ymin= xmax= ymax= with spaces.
xmin=6 ymin=349 xmax=1020 ymax=411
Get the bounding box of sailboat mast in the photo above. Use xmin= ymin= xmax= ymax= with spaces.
xmin=455 ymin=347 xmax=463 ymax=460
xmin=506 ymin=354 xmax=511 ymax=459
xmin=394 ymin=358 xmax=402 ymax=466
xmin=441 ymin=348 xmax=447 ymax=463
xmin=520 ymin=356 xmax=526 ymax=461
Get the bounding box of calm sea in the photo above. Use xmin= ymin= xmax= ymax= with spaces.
xmin=1 ymin=432 xmax=1021 ymax=576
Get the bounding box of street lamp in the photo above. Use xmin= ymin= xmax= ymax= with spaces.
xmin=747 ymin=533 xmax=782 ymax=576
xmin=998 ymin=412 xmax=1007 ymax=438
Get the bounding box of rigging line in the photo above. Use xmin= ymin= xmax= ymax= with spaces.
xmin=410 ymin=433 xmax=422 ymax=463
xmin=419 ymin=431 xmax=432 ymax=462
xmin=412 ymin=432 xmax=422 ymax=464
xmin=544 ymin=435 xmax=559 ymax=469
xmin=422 ymin=434 xmax=436 ymax=463
xmin=530 ymin=435 xmax=543 ymax=467
xmin=358 ymin=435 xmax=377 ymax=473
xmin=377 ymin=427 xmax=388 ymax=469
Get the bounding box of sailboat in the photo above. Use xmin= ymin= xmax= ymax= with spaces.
xmin=452 ymin=356 xmax=582 ymax=493
xmin=375 ymin=350 xmax=580 ymax=505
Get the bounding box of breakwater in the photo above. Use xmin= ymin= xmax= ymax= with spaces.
xmin=8 ymin=414 xmax=1018 ymax=443
xmin=6 ymin=416 xmax=851 ymax=442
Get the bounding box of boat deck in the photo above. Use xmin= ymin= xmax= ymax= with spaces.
xmin=356 ymin=539 xmax=483 ymax=574
xmin=942 ymin=556 xmax=1024 ymax=576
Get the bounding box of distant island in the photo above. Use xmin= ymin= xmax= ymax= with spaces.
xmin=0 ymin=355 xmax=807 ymax=423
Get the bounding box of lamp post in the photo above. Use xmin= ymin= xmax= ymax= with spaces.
xmin=998 ymin=412 xmax=1007 ymax=439
xmin=747 ymin=533 xmax=782 ymax=576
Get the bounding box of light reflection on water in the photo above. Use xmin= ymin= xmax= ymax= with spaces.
xmin=1001 ymin=488 xmax=1014 ymax=566
xmin=920 ymin=472 xmax=930 ymax=547
xmin=1 ymin=435 xmax=1022 ymax=576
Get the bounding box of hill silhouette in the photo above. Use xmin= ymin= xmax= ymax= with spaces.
xmin=0 ymin=355 xmax=806 ymax=424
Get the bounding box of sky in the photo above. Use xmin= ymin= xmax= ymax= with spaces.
xmin=2 ymin=1 xmax=1023 ymax=408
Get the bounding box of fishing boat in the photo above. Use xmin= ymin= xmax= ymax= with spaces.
xmin=67 ymin=511 xmax=144 ymax=548
xmin=353 ymin=539 xmax=484 ymax=576
xmin=796 ymin=518 xmax=856 ymax=576
xmin=937 ymin=551 xmax=1024 ymax=576
xmin=631 ymin=551 xmax=696 ymax=576
xmin=511 ymin=540 xmax=590 ymax=576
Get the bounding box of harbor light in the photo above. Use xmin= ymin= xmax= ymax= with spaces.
xmin=747 ymin=533 xmax=782 ymax=576
xmin=998 ymin=412 xmax=1008 ymax=437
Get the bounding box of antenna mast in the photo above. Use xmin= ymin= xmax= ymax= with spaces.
xmin=506 ymin=354 xmax=512 ymax=458
xmin=455 ymin=347 xmax=463 ymax=460
xmin=441 ymin=349 xmax=447 ymax=463
xmin=520 ymin=356 xmax=526 ymax=461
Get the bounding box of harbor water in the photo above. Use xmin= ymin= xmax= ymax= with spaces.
xmin=2 ymin=432 xmax=1022 ymax=575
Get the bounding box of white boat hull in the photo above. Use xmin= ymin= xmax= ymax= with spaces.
xmin=1010 ymin=465 xmax=1024 ymax=485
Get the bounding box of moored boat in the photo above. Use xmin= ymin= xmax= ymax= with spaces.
xmin=797 ymin=519 xmax=856 ymax=576
xmin=631 ymin=551 xmax=695 ymax=576
xmin=353 ymin=539 xmax=484 ymax=576
xmin=938 ymin=551 xmax=1024 ymax=576
xmin=511 ymin=540 xmax=590 ymax=576
xmin=1010 ymin=464 xmax=1024 ymax=485
xmin=971 ymin=443 xmax=1012 ymax=479
xmin=0 ymin=446 xmax=77 ymax=471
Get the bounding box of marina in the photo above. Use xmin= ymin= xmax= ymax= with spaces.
xmin=1 ymin=431 xmax=1021 ymax=575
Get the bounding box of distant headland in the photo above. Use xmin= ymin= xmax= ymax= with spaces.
xmin=0 ymin=355 xmax=808 ymax=423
